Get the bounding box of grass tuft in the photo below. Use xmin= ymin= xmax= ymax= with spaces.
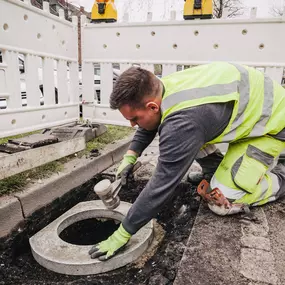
xmin=85 ymin=125 xmax=133 ymax=153
xmin=0 ymin=131 xmax=41 ymax=145
xmin=0 ymin=161 xmax=63 ymax=196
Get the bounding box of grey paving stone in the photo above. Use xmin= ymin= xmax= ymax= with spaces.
xmin=174 ymin=203 xmax=249 ymax=285
xmin=240 ymin=248 xmax=278 ymax=284
xmin=241 ymin=208 xmax=269 ymax=237
xmin=263 ymin=202 xmax=285 ymax=285
xmin=174 ymin=201 xmax=285 ymax=285
xmin=241 ymin=236 xmax=271 ymax=251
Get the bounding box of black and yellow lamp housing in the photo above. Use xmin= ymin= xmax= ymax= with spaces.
xmin=91 ymin=0 xmax=117 ymax=23
xmin=184 ymin=0 xmax=213 ymax=20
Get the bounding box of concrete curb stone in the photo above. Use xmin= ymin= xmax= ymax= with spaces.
xmin=0 ymin=136 xmax=133 ymax=238
xmin=0 ymin=196 xmax=24 ymax=238
xmin=106 ymin=139 xmax=132 ymax=163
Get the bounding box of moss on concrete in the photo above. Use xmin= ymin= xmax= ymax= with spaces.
xmin=85 ymin=125 xmax=133 ymax=153
xmin=0 ymin=161 xmax=64 ymax=196
xmin=0 ymin=130 xmax=41 ymax=145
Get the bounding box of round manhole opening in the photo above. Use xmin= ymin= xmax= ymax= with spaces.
xmin=30 ymin=201 xmax=154 ymax=275
xmin=59 ymin=218 xmax=120 ymax=245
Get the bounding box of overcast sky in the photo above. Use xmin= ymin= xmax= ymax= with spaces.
xmin=72 ymin=0 xmax=284 ymax=19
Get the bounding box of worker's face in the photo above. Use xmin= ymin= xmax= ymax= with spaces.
xmin=119 ymin=102 xmax=161 ymax=130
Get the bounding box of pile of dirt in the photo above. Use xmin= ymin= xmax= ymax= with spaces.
xmin=0 ymin=175 xmax=200 ymax=285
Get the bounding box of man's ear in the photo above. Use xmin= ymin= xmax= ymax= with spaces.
xmin=146 ymin=101 xmax=159 ymax=113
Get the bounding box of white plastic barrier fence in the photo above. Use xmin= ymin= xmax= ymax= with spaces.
xmin=0 ymin=0 xmax=79 ymax=138
xmin=81 ymin=9 xmax=285 ymax=126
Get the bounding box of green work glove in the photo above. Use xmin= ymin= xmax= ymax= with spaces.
xmin=88 ymin=224 xmax=131 ymax=261
xmin=116 ymin=154 xmax=137 ymax=186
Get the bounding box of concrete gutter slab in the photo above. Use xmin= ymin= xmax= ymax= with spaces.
xmin=30 ymin=200 xmax=153 ymax=275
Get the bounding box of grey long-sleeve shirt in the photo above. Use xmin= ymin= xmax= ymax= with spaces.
xmin=122 ymin=102 xmax=234 ymax=234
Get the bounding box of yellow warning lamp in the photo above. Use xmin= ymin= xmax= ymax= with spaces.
xmin=184 ymin=0 xmax=213 ymax=20
xmin=91 ymin=0 xmax=117 ymax=23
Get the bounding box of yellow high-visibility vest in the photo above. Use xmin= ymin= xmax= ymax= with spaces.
xmin=161 ymin=62 xmax=285 ymax=144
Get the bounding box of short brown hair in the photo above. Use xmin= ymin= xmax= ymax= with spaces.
xmin=110 ymin=67 xmax=160 ymax=110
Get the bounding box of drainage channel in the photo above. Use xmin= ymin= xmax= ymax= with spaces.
xmin=0 ymin=176 xmax=200 ymax=285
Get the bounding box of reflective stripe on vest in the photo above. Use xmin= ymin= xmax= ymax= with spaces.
xmin=161 ymin=80 xmax=239 ymax=113
xmin=222 ymin=63 xmax=249 ymax=141
xmin=248 ymin=75 xmax=274 ymax=137
xmin=161 ymin=63 xmax=277 ymax=144
xmin=223 ymin=64 xmax=274 ymax=140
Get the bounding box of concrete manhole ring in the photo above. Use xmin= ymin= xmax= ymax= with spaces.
xmin=29 ymin=200 xmax=154 ymax=275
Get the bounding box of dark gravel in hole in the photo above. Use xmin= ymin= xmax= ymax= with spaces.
xmin=0 ymin=174 xmax=200 ymax=285
xmin=59 ymin=219 xmax=120 ymax=246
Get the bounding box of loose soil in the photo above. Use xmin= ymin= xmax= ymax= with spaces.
xmin=0 ymin=174 xmax=200 ymax=285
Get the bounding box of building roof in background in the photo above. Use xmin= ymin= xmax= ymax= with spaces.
xmin=29 ymin=0 xmax=91 ymax=20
